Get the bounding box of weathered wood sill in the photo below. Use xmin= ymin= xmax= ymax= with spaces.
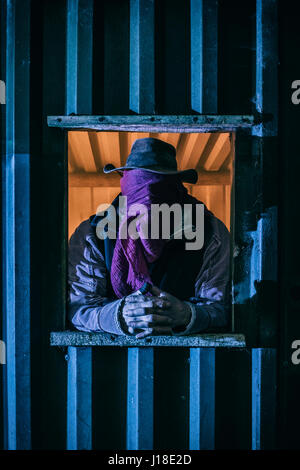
xmin=50 ymin=331 xmax=246 ymax=348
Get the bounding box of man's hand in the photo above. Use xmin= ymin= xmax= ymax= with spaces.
xmin=120 ymin=286 xmax=192 ymax=339
xmin=150 ymin=285 xmax=192 ymax=330
xmin=121 ymin=292 xmax=173 ymax=338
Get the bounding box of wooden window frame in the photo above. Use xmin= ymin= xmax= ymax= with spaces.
xmin=48 ymin=114 xmax=260 ymax=337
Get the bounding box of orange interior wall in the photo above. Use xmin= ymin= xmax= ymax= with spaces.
xmin=68 ymin=131 xmax=233 ymax=238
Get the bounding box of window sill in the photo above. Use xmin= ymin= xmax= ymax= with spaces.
xmin=50 ymin=330 xmax=246 ymax=348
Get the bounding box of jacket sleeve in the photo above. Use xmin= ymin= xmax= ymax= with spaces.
xmin=176 ymin=215 xmax=231 ymax=335
xmin=68 ymin=219 xmax=125 ymax=335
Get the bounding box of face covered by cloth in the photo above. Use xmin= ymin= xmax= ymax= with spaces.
xmin=110 ymin=169 xmax=205 ymax=298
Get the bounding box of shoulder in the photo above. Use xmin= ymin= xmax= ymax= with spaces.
xmin=204 ymin=211 xmax=230 ymax=253
xmin=69 ymin=215 xmax=97 ymax=247
xmin=69 ymin=215 xmax=105 ymax=262
xmin=209 ymin=213 xmax=230 ymax=239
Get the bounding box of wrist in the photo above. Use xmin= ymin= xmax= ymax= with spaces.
xmin=172 ymin=302 xmax=196 ymax=336
xmin=183 ymin=302 xmax=192 ymax=327
xmin=118 ymin=297 xmax=131 ymax=335
xmin=177 ymin=301 xmax=192 ymax=328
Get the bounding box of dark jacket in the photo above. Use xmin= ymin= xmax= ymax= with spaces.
xmin=68 ymin=198 xmax=231 ymax=336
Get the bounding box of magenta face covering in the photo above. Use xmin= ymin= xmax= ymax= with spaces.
xmin=110 ymin=169 xmax=203 ymax=298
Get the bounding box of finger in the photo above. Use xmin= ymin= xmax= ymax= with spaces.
xmin=126 ymin=314 xmax=172 ymax=328
xmin=124 ymin=300 xmax=171 ymax=313
xmin=150 ymin=285 xmax=163 ymax=296
xmin=128 ymin=313 xmax=172 ymax=324
xmin=124 ymin=306 xmax=170 ymax=318
xmin=123 ymin=308 xmax=154 ymax=318
xmin=126 ymin=322 xmax=172 ymax=330
xmin=150 ymin=285 xmax=169 ymax=299
xmin=125 ymin=297 xmax=171 ymax=308
xmin=128 ymin=321 xmax=151 ymax=329
xmin=152 ymin=298 xmax=171 ymax=309
xmin=135 ymin=328 xmax=153 ymax=339
xmin=151 ymin=326 xmax=173 ymax=335
xmin=125 ymin=300 xmax=157 ymax=309
xmin=125 ymin=295 xmax=150 ymax=304
xmin=136 ymin=326 xmax=173 ymax=339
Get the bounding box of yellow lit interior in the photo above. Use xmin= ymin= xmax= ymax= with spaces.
xmin=68 ymin=131 xmax=234 ymax=238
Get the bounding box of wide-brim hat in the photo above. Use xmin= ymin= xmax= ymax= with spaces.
xmin=103 ymin=137 xmax=198 ymax=184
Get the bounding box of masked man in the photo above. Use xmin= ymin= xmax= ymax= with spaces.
xmin=68 ymin=138 xmax=230 ymax=338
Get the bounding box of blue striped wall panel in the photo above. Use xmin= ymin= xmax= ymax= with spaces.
xmin=254 ymin=0 xmax=278 ymax=137
xmin=130 ymin=0 xmax=155 ymax=113
xmin=191 ymin=0 xmax=218 ymax=113
xmin=1 ymin=0 xmax=31 ymax=450
xmin=127 ymin=347 xmax=154 ymax=450
xmin=66 ymin=0 xmax=93 ymax=114
xmin=67 ymin=346 xmax=92 ymax=450
xmin=252 ymin=348 xmax=277 ymax=449
xmin=189 ymin=348 xmax=215 ymax=450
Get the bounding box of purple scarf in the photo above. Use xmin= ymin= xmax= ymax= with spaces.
xmin=110 ymin=169 xmax=205 ymax=298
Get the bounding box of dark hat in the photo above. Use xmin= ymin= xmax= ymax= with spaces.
xmin=103 ymin=137 xmax=198 ymax=184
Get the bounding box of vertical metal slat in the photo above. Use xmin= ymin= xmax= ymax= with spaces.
xmin=189 ymin=348 xmax=215 ymax=450
xmin=65 ymin=0 xmax=93 ymax=450
xmin=253 ymin=0 xmax=279 ymax=346
xmin=127 ymin=348 xmax=154 ymax=450
xmin=190 ymin=0 xmax=218 ymax=113
xmin=66 ymin=0 xmax=78 ymax=114
xmin=67 ymin=347 xmax=92 ymax=450
xmin=77 ymin=0 xmax=93 ymax=113
xmin=252 ymin=348 xmax=277 ymax=449
xmin=66 ymin=0 xmax=93 ymax=114
xmin=130 ymin=0 xmax=155 ymax=114
xmin=2 ymin=0 xmax=31 ymax=450
xmin=254 ymin=0 xmax=278 ymax=137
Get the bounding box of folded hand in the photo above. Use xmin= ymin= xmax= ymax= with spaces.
xmin=121 ymin=285 xmax=191 ymax=339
